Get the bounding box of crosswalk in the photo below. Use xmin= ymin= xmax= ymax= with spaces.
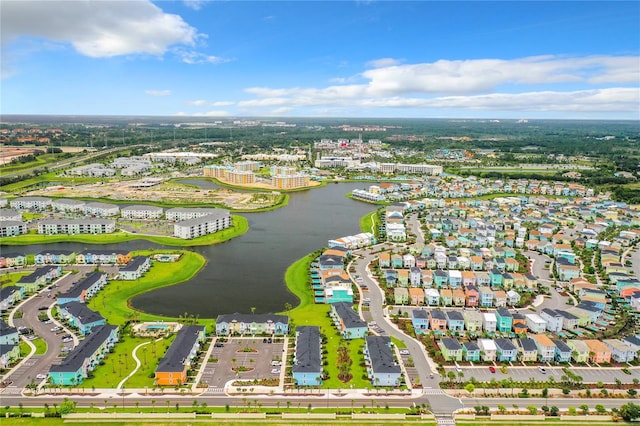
xmin=205 ymin=387 xmax=225 ymax=394
xmin=435 ymin=415 xmax=456 ymax=426
xmin=421 ymin=388 xmax=446 ymax=395
xmin=2 ymin=386 xmax=23 ymax=395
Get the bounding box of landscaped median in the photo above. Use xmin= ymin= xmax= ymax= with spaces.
xmin=1 ymin=215 xmax=249 ymax=247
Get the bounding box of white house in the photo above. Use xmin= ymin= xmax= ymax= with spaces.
xmin=540 ymin=308 xmax=563 ymax=333
xmin=525 ymin=313 xmax=547 ymax=333
xmin=482 ymin=312 xmax=497 ymax=333
xmin=478 ymin=338 xmax=497 ymax=362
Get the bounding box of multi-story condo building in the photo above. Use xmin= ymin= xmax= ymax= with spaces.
xmin=83 ymin=202 xmax=119 ymax=217
xmin=165 ymin=207 xmax=223 ymax=221
xmin=0 ymin=209 xmax=22 ymax=221
xmin=173 ymin=210 xmax=231 ymax=239
xmin=271 ymin=173 xmax=310 ymax=189
xmin=0 ymin=221 xmax=27 ymax=237
xmin=120 ymin=205 xmax=164 ymax=219
xmin=51 ymin=199 xmax=86 ymax=213
xmin=37 ymin=219 xmax=116 ymax=235
xmin=10 ymin=196 xmax=51 ymax=211
xmin=292 ymin=326 xmax=322 ymax=386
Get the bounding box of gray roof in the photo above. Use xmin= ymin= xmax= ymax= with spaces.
xmin=555 ymin=309 xmax=578 ymax=320
xmin=496 ymin=307 xmax=513 ymax=318
xmin=0 ymin=344 xmax=18 ymax=357
xmin=332 ymin=302 xmax=366 ymax=329
xmin=552 ymin=339 xmax=571 ymax=353
xmin=18 ymin=265 xmax=58 ymax=283
xmin=495 ymin=338 xmax=517 ymax=352
xmin=0 ymin=319 xmax=17 ymax=337
xmin=38 ymin=218 xmax=115 ymax=226
xmin=60 ymin=302 xmax=104 ymax=326
xmin=121 ymin=204 xmax=163 ymax=212
xmin=120 ymin=256 xmax=148 ymax=272
xmin=430 ymin=309 xmax=447 ymax=320
xmin=0 ymin=220 xmax=26 ymax=228
xmin=463 ymin=341 xmax=479 ymax=352
xmin=50 ymin=325 xmax=117 ymax=373
xmin=517 ymin=337 xmax=537 ymax=352
xmin=366 ymin=336 xmax=401 ymax=374
xmin=293 ymin=326 xmax=322 ymax=374
xmin=446 ymin=311 xmax=464 ymax=322
xmin=0 ymin=209 xmax=21 ymax=217
xmin=59 ymin=272 xmax=105 ymax=299
xmin=0 ymin=286 xmax=21 ymax=301
xmin=541 ymin=308 xmax=560 ymax=317
xmin=412 ymin=309 xmax=429 ymax=319
xmin=440 ymin=337 xmax=462 ymax=351
xmin=52 ymin=199 xmax=85 ymax=206
xmin=623 ymin=335 xmax=640 ymax=347
xmin=175 ymin=210 xmax=230 ymax=227
xmin=156 ymin=325 xmax=205 ymax=373
xmin=167 ymin=207 xmax=222 ymax=214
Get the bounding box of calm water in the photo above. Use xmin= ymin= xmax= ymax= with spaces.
xmin=3 ymin=183 xmax=375 ymax=317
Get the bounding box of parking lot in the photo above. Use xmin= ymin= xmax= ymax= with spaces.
xmin=199 ymin=337 xmax=286 ymax=390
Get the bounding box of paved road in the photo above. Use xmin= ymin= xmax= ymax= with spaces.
xmin=464 ymin=397 xmax=637 ymax=411
xmin=351 ymin=248 xmax=463 ymax=415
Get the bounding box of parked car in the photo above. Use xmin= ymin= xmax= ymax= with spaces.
xmin=50 ymin=326 xmax=61 ymax=332
xmin=489 ymin=366 xmax=496 ymax=373
xmin=36 ymin=374 xmax=47 ymax=380
xmin=538 ymin=366 xmax=547 ymax=374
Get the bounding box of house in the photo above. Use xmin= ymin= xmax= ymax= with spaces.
xmin=495 ymin=307 xmax=513 ymax=333
xmin=525 ymin=313 xmax=547 ymax=334
xmin=493 ymin=290 xmax=507 ymax=307
xmin=118 ymin=256 xmax=150 ymax=280
xmin=330 ymin=302 xmax=368 ymax=339
xmin=446 ymin=310 xmax=465 ymax=331
xmin=394 ymin=287 xmax=409 ymax=305
xmin=403 ymin=254 xmax=415 ymax=268
xmin=495 ymin=338 xmax=518 ymax=362
xmin=448 ymin=270 xmax=462 ymax=288
xmin=409 ymin=267 xmax=421 ymax=287
xmin=465 ymin=285 xmax=479 ymax=307
xmin=378 ymin=253 xmax=391 ymax=268
xmin=603 ymin=339 xmax=636 ymax=363
xmin=515 ymin=337 xmax=538 ymax=362
xmin=433 ymin=270 xmax=448 ymax=287
xmin=292 ymin=326 xmax=322 ymax=386
xmin=18 ymin=265 xmax=62 ymax=293
xmin=622 ymin=335 xmax=640 ymax=354
xmin=365 ymin=336 xmax=402 ymax=386
xmin=0 ymin=286 xmax=24 ymax=311
xmin=0 ymin=253 xmax=26 ymax=268
xmin=391 ymin=254 xmax=403 ymax=269
xmin=48 ymin=325 xmax=119 ymax=385
xmin=429 ymin=309 xmax=447 ymax=332
xmin=408 ymin=287 xmax=425 ymax=305
xmin=552 ymin=339 xmax=572 ymax=363
xmin=540 ymin=308 xmax=563 ymax=333
xmin=439 ymin=289 xmax=453 ymax=306
xmin=557 ymin=263 xmax=580 ymax=281
xmin=463 ymin=341 xmax=480 ymax=362
xmin=76 ymin=250 xmax=131 ymax=265
xmin=506 ymin=289 xmax=521 ymax=306
xmin=452 ymin=288 xmax=466 ymax=306
xmin=425 ymin=288 xmax=440 ymax=306
xmin=155 ymin=325 xmax=206 ymax=386
xmin=439 ymin=338 xmax=463 ymax=362
xmin=567 ymin=339 xmax=590 ymax=363
xmin=385 ymin=270 xmax=398 ymax=286
xmin=35 ymin=250 xmax=76 ymax=265
xmin=463 ymin=310 xmax=483 ymax=333
xmin=58 ymin=302 xmax=106 ymax=335
xmin=0 ymin=319 xmax=19 ymax=345
xmin=325 ymin=286 xmax=353 ymax=304
xmin=397 ymin=270 xmax=409 ymax=287
xmin=478 ymin=338 xmax=497 ymax=362
xmin=411 ymin=309 xmax=429 ymax=335
xmin=479 ymin=286 xmax=494 ymax=307
xmin=532 ymin=334 xmax=556 ymax=362
xmin=0 ymin=344 xmax=20 ymax=370
xmin=482 ymin=312 xmax=497 ymax=333
xmin=556 ymin=310 xmax=579 ymax=330
xmin=584 ymin=340 xmax=612 ymax=364
xmin=215 ymin=313 xmax=289 ymax=336
xmin=57 ymin=272 xmax=107 ymax=305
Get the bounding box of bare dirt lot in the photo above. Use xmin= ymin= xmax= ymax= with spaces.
xmin=27 ymin=179 xmax=283 ymax=210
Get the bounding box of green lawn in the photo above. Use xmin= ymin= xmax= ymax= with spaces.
xmin=0 ymin=271 xmax=31 ymax=287
xmin=359 ymin=210 xmax=379 ymax=234
xmin=86 ymin=251 xmax=209 ymax=327
xmin=0 ymin=171 xmax=103 ymax=192
xmin=81 ymin=335 xmax=176 ymax=389
xmin=33 ymin=337 xmax=47 ymax=355
xmin=1 ymin=215 xmax=249 ymax=247
xmin=0 ymin=153 xmax=69 ymax=174
xmin=284 ymin=254 xmax=369 ymax=389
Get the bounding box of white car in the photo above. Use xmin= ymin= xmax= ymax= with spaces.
xmin=36 ymin=374 xmax=47 ymax=380
xmin=271 ymin=369 xmax=280 ymax=374
xmin=50 ymin=326 xmax=61 ymax=332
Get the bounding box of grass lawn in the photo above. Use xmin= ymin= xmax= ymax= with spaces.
xmin=0 ymin=153 xmax=68 ymax=174
xmin=33 ymin=337 xmax=47 ymax=355
xmin=284 ymin=254 xmax=369 ymax=389
xmin=0 ymin=171 xmax=103 ymax=192
xmin=359 ymin=210 xmax=379 ymax=234
xmin=86 ymin=251 xmax=209 ymax=327
xmin=1 ymin=215 xmax=249 ymax=247
xmin=81 ymin=335 xmax=176 ymax=389
xmin=0 ymin=271 xmax=31 ymax=287
xmin=22 ymin=212 xmax=45 ymax=221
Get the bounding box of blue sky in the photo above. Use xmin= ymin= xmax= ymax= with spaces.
xmin=2 ymin=1 xmax=639 ymax=119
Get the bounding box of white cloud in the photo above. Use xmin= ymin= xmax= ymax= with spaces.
xmin=1 ymin=0 xmax=198 ymax=57
xmin=187 ymin=100 xmax=235 ymax=107
xmin=236 ymin=55 xmax=639 ymax=116
xmin=145 ymin=89 xmax=171 ymax=96
xmin=175 ymin=110 xmax=230 ymax=117
xmin=366 ymin=58 xmax=401 ymax=68
xmin=183 ymin=0 xmax=211 ymax=11
xmin=177 ymin=50 xmax=233 ymax=64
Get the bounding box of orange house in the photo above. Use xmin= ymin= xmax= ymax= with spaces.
xmin=116 ymin=252 xmax=132 ymax=265
xmin=155 ymin=325 xmax=205 ymax=386
xmin=584 ymin=340 xmax=611 ymax=364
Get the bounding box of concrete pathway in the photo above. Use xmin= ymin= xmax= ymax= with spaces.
xmin=117 ymin=340 xmax=152 ymax=390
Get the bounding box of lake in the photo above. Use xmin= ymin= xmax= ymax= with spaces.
xmin=4 ymin=182 xmax=376 ymax=317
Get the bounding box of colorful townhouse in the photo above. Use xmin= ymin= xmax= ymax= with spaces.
xmin=603 ymin=339 xmax=636 ymax=363
xmin=482 ymin=312 xmax=497 ymax=333
xmin=411 ymin=309 xmax=429 ymax=335
xmin=429 ymin=309 xmax=448 ymax=332
xmin=18 ymin=265 xmax=62 ymax=293
xmin=551 ymin=339 xmax=572 ymax=363
xmin=292 ymin=326 xmax=323 ymax=386
xmin=495 ymin=338 xmax=518 ymax=362
xmin=446 ymin=310 xmax=465 ymax=331
xmin=463 ymin=341 xmax=481 ymax=361
xmin=58 ymin=302 xmax=106 ymax=335
xmin=215 ymin=313 xmax=289 ymax=336
xmin=439 ymin=338 xmax=463 ymax=362
xmin=57 ymin=272 xmax=107 ymax=305
xmin=330 ymin=302 xmax=368 ymax=339
xmin=584 ymin=340 xmax=612 ymax=364
xmin=495 ymin=307 xmax=513 ymax=333
xmin=478 ymin=338 xmax=497 ymax=362
xmin=118 ymin=256 xmax=150 ymax=280
xmin=0 ymin=286 xmax=24 ymax=311
xmin=394 ymin=287 xmax=409 ymax=305
xmin=515 ymin=337 xmax=538 ymax=362
xmin=364 ymin=336 xmax=402 ymax=387
xmin=48 ymin=325 xmax=119 ymax=385
xmin=566 ymin=339 xmax=590 ymax=363
xmin=463 ymin=310 xmax=483 ymax=333
xmin=532 ymin=334 xmax=556 ymax=362
xmin=155 ymin=325 xmax=206 ymax=386
xmin=35 ymin=250 xmax=76 ymax=265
